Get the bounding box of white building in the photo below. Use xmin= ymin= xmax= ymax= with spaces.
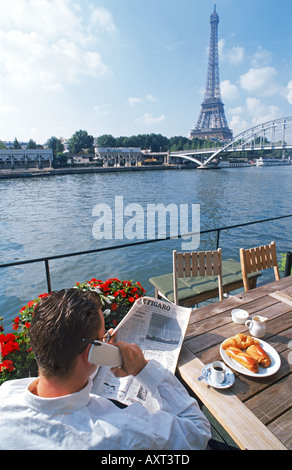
xmin=94 ymin=147 xmax=142 ymax=167
xmin=0 ymin=149 xmax=53 ymax=170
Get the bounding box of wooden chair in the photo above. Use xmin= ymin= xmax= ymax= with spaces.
xmin=172 ymin=249 xmax=223 ymax=305
xmin=240 ymin=241 xmax=280 ymax=292
xmin=149 ymin=250 xmax=262 ymax=307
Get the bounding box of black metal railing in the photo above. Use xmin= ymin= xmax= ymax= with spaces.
xmin=285 ymin=251 xmax=292 ymax=276
xmin=0 ymin=214 xmax=291 ymax=293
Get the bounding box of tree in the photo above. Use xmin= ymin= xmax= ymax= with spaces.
xmin=46 ymin=137 xmax=64 ymax=155
xmin=68 ymin=130 xmax=94 ymax=154
xmin=13 ymin=138 xmax=21 ymax=149
xmin=97 ymin=134 xmax=117 ymax=148
xmin=26 ymin=139 xmax=37 ymax=149
xmin=169 ymin=136 xmax=190 ymax=151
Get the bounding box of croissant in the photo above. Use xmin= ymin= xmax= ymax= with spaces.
xmin=225 ymin=346 xmax=259 ymax=373
xmin=246 ymin=344 xmax=271 ymax=368
xmin=222 ymin=334 xmax=259 ymax=350
xmin=237 ymin=334 xmax=260 ymax=349
xmin=222 ymin=336 xmax=239 ymax=349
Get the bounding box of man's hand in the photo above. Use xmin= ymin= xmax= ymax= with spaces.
xmin=111 ymin=341 xmax=148 ymax=377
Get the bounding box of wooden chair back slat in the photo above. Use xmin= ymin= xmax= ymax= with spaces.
xmin=212 ymin=250 xmax=221 ymax=276
xmin=198 ymin=252 xmax=205 ymax=277
xmin=184 ymin=252 xmax=191 ymax=277
xmin=205 ymin=251 xmax=213 ymax=276
xmin=191 ymin=252 xmax=198 ymax=277
xmin=177 ymin=253 xmax=184 ymax=278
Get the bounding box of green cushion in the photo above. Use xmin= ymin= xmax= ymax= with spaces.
xmin=149 ymin=259 xmax=261 ymax=303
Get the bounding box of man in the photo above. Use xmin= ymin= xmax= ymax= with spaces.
xmin=0 ymin=288 xmax=211 ymax=450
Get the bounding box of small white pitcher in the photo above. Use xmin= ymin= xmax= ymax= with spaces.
xmin=245 ymin=315 xmax=268 ymax=338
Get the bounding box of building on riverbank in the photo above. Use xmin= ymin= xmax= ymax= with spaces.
xmin=94 ymin=147 xmax=143 ymax=167
xmin=0 ymin=149 xmax=53 ymax=170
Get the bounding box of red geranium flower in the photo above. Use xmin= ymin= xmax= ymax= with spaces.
xmin=12 ymin=317 xmax=20 ymax=331
xmin=38 ymin=293 xmax=50 ymax=299
xmin=0 ymin=360 xmax=15 ymax=373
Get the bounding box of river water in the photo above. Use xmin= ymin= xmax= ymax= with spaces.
xmin=1 ymin=165 xmax=292 ymax=330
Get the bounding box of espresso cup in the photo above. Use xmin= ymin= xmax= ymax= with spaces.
xmin=210 ymin=361 xmax=226 ymax=384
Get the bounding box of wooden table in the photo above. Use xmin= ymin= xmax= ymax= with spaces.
xmin=177 ymin=276 xmax=292 ymax=450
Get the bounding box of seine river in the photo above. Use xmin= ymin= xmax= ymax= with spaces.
xmin=1 ymin=165 xmax=292 ymax=330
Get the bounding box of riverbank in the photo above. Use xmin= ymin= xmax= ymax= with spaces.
xmin=0 ymin=163 xmax=198 ymax=179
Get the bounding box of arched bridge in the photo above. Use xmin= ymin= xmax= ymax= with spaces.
xmin=170 ymin=116 xmax=292 ymax=167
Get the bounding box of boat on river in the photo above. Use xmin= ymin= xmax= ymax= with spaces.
xmin=217 ymin=159 xmax=250 ymax=168
xmin=255 ymin=157 xmax=291 ymax=166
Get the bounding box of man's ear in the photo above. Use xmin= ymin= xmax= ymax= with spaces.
xmin=80 ymin=344 xmax=92 ymax=366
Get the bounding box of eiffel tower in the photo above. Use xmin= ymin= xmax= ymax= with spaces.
xmin=190 ymin=2 xmax=233 ymax=141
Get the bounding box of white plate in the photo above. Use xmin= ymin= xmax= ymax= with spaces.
xmin=220 ymin=339 xmax=281 ymax=377
xmin=200 ymin=364 xmax=235 ymax=389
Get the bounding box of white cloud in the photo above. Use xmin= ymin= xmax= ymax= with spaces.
xmin=251 ymin=46 xmax=272 ymax=67
xmin=93 ymin=104 xmax=112 ymax=115
xmin=0 ymin=0 xmax=113 ymax=92
xmin=229 ymin=115 xmax=249 ymax=136
xmin=221 ymin=80 xmax=239 ymax=100
xmin=0 ymin=104 xmax=19 ymax=115
xmin=128 ymin=97 xmax=144 ymax=107
xmin=239 ymin=66 xmax=280 ymax=96
xmin=229 ymin=106 xmax=244 ymax=115
xmin=90 ymin=7 xmax=116 ymax=33
xmin=145 ymin=94 xmax=157 ymax=102
xmin=128 ymin=94 xmax=158 ymax=107
xmin=229 ymin=98 xmax=280 ymax=136
xmin=219 ymin=39 xmax=245 ymax=65
xmin=245 ymin=98 xmax=280 ymax=125
xmin=84 ymin=52 xmax=108 ymax=76
xmin=0 ymin=0 xmax=82 ymax=41
xmin=286 ymin=80 xmax=292 ymax=104
xmin=135 ymin=113 xmax=165 ymax=125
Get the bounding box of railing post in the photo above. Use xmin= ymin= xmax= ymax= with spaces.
xmin=216 ymin=229 xmax=220 ymax=249
xmin=44 ymin=259 xmax=52 ymax=293
xmin=284 ymin=251 xmax=292 ymax=277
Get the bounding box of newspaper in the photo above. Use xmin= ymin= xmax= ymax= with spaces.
xmin=91 ymin=296 xmax=191 ymax=412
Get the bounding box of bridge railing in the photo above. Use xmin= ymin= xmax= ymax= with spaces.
xmin=0 ymin=214 xmax=291 ymax=293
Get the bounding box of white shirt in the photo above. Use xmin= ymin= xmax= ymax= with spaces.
xmin=0 ymin=360 xmax=211 ymax=450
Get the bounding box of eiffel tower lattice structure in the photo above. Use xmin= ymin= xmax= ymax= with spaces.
xmin=190 ymin=2 xmax=233 ymax=142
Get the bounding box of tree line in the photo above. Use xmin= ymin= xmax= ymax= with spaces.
xmin=0 ymin=131 xmax=217 ymax=155
xmin=96 ymin=133 xmax=216 ymax=152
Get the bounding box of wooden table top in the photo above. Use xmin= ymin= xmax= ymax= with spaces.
xmin=177 ymin=275 xmax=292 ymax=450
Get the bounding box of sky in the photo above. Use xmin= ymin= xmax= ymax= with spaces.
xmin=0 ymin=0 xmax=291 ymax=144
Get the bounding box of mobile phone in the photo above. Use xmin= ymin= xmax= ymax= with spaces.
xmin=87 ymin=340 xmax=123 ymax=367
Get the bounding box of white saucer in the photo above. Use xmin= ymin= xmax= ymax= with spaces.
xmin=200 ymin=364 xmax=235 ymax=389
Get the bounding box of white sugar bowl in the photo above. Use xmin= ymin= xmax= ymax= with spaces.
xmin=231 ymin=309 xmax=249 ymax=324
